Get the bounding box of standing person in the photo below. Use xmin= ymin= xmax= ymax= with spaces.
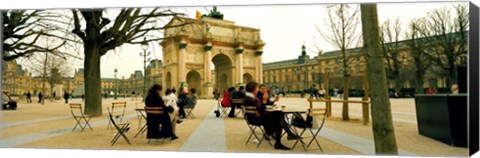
xmin=451 ymin=82 xmax=459 ymax=94
xmin=177 ymin=88 xmax=188 ymax=119
xmin=38 ymin=92 xmax=43 ymax=103
xmin=145 ymin=84 xmax=178 ymax=140
xmin=229 ymin=86 xmax=245 ymax=117
xmin=243 ymin=81 xmax=300 ymax=150
xmin=26 ymin=91 xmax=32 ymax=103
xmin=131 ymin=91 xmax=136 ymax=100
xmin=212 ymin=88 xmax=220 ymax=100
xmin=53 ymin=92 xmax=56 ymax=100
xmin=63 ymin=92 xmax=70 ymax=104
xmin=309 ymin=86 xmax=315 ymax=98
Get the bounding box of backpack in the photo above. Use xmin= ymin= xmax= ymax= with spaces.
xmin=291 ymin=115 xmax=313 ymax=128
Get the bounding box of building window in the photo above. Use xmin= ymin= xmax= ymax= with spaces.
xmin=273 ymin=76 xmax=276 ymax=83
xmin=356 ymin=66 xmax=363 ymax=72
xmin=312 ymin=74 xmax=315 ymax=81
xmin=297 ymin=75 xmax=301 ymax=80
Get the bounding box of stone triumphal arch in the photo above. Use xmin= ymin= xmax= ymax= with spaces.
xmin=160 ymin=16 xmax=265 ymax=98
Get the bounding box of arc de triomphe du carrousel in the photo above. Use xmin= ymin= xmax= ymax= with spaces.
xmin=160 ymin=11 xmax=265 ymax=98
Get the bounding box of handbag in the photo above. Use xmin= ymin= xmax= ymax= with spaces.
xmin=166 ymin=105 xmax=174 ymax=113
xmin=292 ymin=115 xmax=313 ymax=128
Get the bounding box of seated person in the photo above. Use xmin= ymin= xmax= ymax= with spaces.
xmin=177 ymin=88 xmax=188 ymax=119
xmin=256 ymin=85 xmax=279 ymax=108
xmin=164 ymin=89 xmax=182 ymax=131
xmin=185 ymin=88 xmax=197 ymax=109
xmin=221 ymin=87 xmax=235 ymax=107
xmin=228 ymin=86 xmax=246 ymax=117
xmin=244 ymin=81 xmax=301 ymax=150
xmin=145 ymin=84 xmax=178 ymax=140
xmin=2 ymin=90 xmax=17 ymax=110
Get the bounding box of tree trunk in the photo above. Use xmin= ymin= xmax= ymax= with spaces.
xmin=360 ymin=4 xmax=398 ymax=154
xmin=41 ymin=52 xmax=48 ymax=105
xmin=394 ymin=74 xmax=402 ymax=94
xmin=83 ymin=42 xmax=103 ymax=116
xmin=414 ymin=74 xmax=424 ymax=94
xmin=342 ymin=75 xmax=350 ymax=120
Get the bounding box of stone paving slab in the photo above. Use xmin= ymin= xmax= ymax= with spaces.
xmin=180 ymin=107 xmax=227 ymax=152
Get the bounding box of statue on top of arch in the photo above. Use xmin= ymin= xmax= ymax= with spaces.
xmin=202 ymin=6 xmax=224 ymax=20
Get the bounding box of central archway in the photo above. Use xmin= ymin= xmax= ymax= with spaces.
xmin=243 ymin=73 xmax=253 ymax=84
xmin=186 ymin=70 xmax=202 ymax=96
xmin=212 ymin=54 xmax=233 ymax=93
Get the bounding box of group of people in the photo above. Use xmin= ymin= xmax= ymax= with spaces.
xmin=144 ymin=84 xmax=197 ymax=140
xmin=242 ymin=82 xmax=302 ymax=150
xmin=218 ymin=83 xmax=301 ymax=150
xmin=309 ymin=87 xmax=326 ymax=99
xmin=23 ymin=91 xmax=74 ymax=104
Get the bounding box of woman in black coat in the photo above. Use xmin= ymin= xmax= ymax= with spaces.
xmin=145 ymin=84 xmax=178 ymax=140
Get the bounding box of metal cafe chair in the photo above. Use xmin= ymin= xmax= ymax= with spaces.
xmin=107 ymin=107 xmax=131 ymax=146
xmin=107 ymin=102 xmax=127 ymax=130
xmin=231 ymin=98 xmax=245 ymax=116
xmin=243 ymin=106 xmax=273 ymax=148
xmin=69 ymin=103 xmax=93 ymax=132
xmin=291 ymin=99 xmax=327 ymax=152
xmin=184 ymin=100 xmax=197 ymax=119
xmin=143 ymin=106 xmax=167 ymax=144
xmin=218 ymin=99 xmax=231 ymax=117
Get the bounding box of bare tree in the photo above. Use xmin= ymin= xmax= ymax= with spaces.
xmin=405 ymin=18 xmax=431 ymax=94
xmin=25 ymin=40 xmax=72 ymax=104
xmin=319 ymin=4 xmax=362 ymax=120
xmin=380 ymin=18 xmax=403 ymax=93
xmin=360 ymin=4 xmax=398 ymax=154
xmin=417 ymin=4 xmax=469 ymax=88
xmin=2 ymin=10 xmax=77 ymax=61
xmin=70 ymin=8 xmax=187 ymax=116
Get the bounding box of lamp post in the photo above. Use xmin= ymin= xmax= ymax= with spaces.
xmin=114 ymin=68 xmax=118 ymax=100
xmin=140 ymin=37 xmax=149 ymax=101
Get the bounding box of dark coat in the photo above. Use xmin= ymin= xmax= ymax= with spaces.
xmin=145 ymin=94 xmax=173 ymax=139
xmin=245 ymin=94 xmax=284 ymax=136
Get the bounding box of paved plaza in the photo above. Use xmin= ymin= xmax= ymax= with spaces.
xmin=0 ymin=97 xmax=468 ymax=156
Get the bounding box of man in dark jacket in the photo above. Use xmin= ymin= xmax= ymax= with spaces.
xmin=63 ymin=92 xmax=70 ymax=104
xmin=228 ymin=86 xmax=245 ymax=117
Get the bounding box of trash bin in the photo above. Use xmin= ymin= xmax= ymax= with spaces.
xmin=414 ymin=94 xmax=467 ymax=147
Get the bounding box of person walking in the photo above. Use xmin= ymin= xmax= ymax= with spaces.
xmin=63 ymin=92 xmax=70 ymax=104
xmin=26 ymin=91 xmax=32 ymax=103
xmin=38 ymin=92 xmax=43 ymax=103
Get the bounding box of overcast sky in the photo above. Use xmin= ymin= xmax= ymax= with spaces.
xmin=10 ymin=1 xmax=469 ymax=79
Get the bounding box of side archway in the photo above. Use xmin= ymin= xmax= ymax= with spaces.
xmin=186 ymin=70 xmax=202 ymax=96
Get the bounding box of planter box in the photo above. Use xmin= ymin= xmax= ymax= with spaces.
xmin=414 ymin=94 xmax=468 ymax=147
